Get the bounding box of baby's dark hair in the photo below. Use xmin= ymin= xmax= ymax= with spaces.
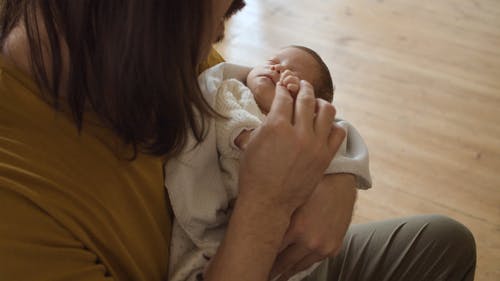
xmin=289 ymin=45 xmax=335 ymax=102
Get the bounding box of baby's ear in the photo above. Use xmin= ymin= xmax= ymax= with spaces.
xmin=319 ymin=88 xmax=334 ymax=103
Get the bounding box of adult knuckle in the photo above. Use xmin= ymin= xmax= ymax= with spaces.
xmin=338 ymin=126 xmax=347 ymax=138
xmin=263 ymin=120 xmax=280 ymax=133
xmin=290 ymin=227 xmax=305 ymax=241
xmin=298 ymin=94 xmax=315 ymax=106
xmin=316 ymin=99 xmax=333 ymax=114
xmin=332 ymin=126 xmax=347 ymax=142
xmin=305 ymin=237 xmax=323 ymax=252
xmin=301 ymin=79 xmax=313 ymax=90
xmin=290 ymin=218 xmax=307 ymax=235
xmin=312 ymin=240 xmax=336 ymax=256
xmin=261 ymin=120 xmax=273 ymax=130
xmin=325 ymin=101 xmax=336 ymax=111
xmin=316 ymin=98 xmax=326 ymax=105
xmin=268 ymin=118 xmax=287 ymax=131
xmin=324 ymin=103 xmax=336 ymax=117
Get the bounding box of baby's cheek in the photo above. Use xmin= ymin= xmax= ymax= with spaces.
xmin=248 ymin=76 xmax=275 ymax=108
xmin=255 ymin=88 xmax=275 ymax=114
xmin=249 ymin=77 xmax=271 ymax=95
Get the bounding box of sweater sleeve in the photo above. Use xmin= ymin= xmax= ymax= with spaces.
xmin=214 ymin=79 xmax=264 ymax=159
xmin=325 ymin=120 xmax=372 ymax=189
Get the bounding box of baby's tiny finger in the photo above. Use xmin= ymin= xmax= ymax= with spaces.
xmin=287 ymin=83 xmax=299 ymax=94
xmin=283 ymin=75 xmax=300 ymax=87
xmin=280 ymin=69 xmax=295 ymax=81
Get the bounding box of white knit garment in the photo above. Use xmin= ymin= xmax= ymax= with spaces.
xmin=165 ymin=63 xmax=372 ymax=281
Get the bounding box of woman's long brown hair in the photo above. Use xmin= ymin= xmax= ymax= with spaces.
xmin=0 ymin=0 xmax=216 ymax=159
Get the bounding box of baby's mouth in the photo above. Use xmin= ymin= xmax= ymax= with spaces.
xmin=260 ymin=74 xmax=277 ymax=84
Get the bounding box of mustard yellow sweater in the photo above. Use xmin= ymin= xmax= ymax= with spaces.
xmin=0 ymin=50 xmax=223 ymax=281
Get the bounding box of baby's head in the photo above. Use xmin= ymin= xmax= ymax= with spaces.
xmin=246 ymin=46 xmax=334 ymax=114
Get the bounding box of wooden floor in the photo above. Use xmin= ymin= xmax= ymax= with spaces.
xmin=216 ymin=0 xmax=500 ymax=280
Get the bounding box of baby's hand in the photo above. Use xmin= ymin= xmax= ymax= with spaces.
xmin=234 ymin=129 xmax=254 ymax=150
xmin=279 ymin=69 xmax=301 ymax=96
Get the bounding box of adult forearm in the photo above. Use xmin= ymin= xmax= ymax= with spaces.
xmin=204 ymin=196 xmax=293 ymax=281
xmin=321 ymin=173 xmax=358 ymax=228
xmin=325 ymin=173 xmax=358 ymax=207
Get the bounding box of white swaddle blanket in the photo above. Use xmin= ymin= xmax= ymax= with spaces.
xmin=164 ymin=63 xmax=371 ymax=281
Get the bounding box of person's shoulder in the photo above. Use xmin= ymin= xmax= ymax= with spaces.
xmin=198 ymin=48 xmax=225 ymax=74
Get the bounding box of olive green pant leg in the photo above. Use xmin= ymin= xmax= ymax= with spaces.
xmin=305 ymin=215 xmax=476 ymax=281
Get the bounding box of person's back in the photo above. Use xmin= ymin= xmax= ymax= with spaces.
xmin=0 ymin=55 xmax=173 ymax=280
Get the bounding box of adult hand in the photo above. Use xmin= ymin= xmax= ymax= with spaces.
xmin=238 ymin=80 xmax=346 ymax=214
xmin=270 ymin=173 xmax=357 ymax=281
xmin=234 ymin=129 xmax=253 ymax=150
xmin=205 ymin=81 xmax=346 ymax=281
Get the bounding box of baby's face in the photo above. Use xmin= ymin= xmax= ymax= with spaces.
xmin=246 ymin=47 xmax=320 ymax=114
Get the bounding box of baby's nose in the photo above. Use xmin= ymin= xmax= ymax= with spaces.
xmin=270 ymin=64 xmax=285 ymax=73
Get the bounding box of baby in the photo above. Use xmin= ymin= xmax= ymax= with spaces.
xmin=216 ymin=46 xmax=335 ymax=153
xmin=214 ymin=45 xmax=373 ymax=202
xmin=166 ymin=46 xmax=371 ymax=281
xmin=216 ymin=45 xmax=335 ymax=154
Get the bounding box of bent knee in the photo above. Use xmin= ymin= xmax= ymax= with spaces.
xmin=425 ymin=215 xmax=476 ymax=257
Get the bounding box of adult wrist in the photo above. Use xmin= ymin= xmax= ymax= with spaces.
xmin=237 ymin=184 xmax=297 ymax=219
xmin=204 ymin=189 xmax=293 ymax=281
